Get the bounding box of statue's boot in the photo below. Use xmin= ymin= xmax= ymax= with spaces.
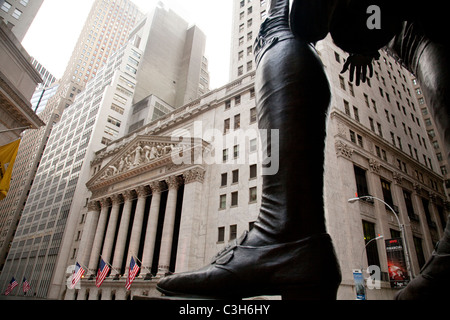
xmin=395 ymin=216 xmax=450 ymax=300
xmin=156 ymin=0 xmax=341 ymax=300
xmin=389 ymin=18 xmax=450 ymax=301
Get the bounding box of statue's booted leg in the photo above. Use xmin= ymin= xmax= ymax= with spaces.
xmin=395 ymin=215 xmax=450 ymax=300
xmin=390 ymin=24 xmax=450 ymax=300
xmin=414 ymin=40 xmax=450 ymax=163
xmin=156 ymin=0 xmax=341 ymax=300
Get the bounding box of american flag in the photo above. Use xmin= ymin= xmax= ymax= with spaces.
xmin=125 ymin=257 xmax=140 ymax=290
xmin=70 ymin=262 xmax=85 ymax=289
xmin=22 ymin=277 xmax=31 ymax=293
xmin=4 ymin=277 xmax=18 ymax=296
xmin=96 ymin=258 xmax=110 ymax=288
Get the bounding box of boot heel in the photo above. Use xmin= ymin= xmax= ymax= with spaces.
xmin=281 ymin=284 xmax=338 ymax=300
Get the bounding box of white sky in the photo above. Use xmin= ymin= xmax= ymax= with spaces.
xmin=22 ymin=0 xmax=234 ymax=89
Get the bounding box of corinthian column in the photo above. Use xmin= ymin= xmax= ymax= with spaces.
xmin=111 ymin=190 xmax=136 ymax=275
xmin=77 ymin=201 xmax=101 ymax=269
xmin=141 ymin=181 xmax=164 ymax=274
xmin=101 ymin=194 xmax=123 ymax=266
xmin=176 ymin=168 xmax=206 ymax=273
xmin=88 ymin=198 xmax=111 ymax=271
xmin=125 ymin=185 xmax=150 ymax=272
xmin=158 ymin=176 xmax=183 ymax=276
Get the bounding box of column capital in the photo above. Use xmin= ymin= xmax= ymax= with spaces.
xmin=136 ymin=185 xmax=151 ymax=198
xmin=183 ymin=168 xmax=206 ymax=184
xmin=149 ymin=181 xmax=164 ymax=194
xmin=166 ymin=176 xmax=183 ymax=191
xmin=87 ymin=201 xmax=100 ymax=212
xmin=100 ymin=198 xmax=112 ymax=208
xmin=111 ymin=194 xmax=123 ymax=205
xmin=122 ymin=190 xmax=136 ymax=201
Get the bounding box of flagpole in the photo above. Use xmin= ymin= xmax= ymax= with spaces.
xmin=129 ymin=251 xmax=150 ymax=274
xmin=100 ymin=255 xmax=121 ymax=275
xmin=137 ymin=258 xmax=152 ymax=274
xmin=78 ymin=262 xmax=91 ymax=276
xmin=129 ymin=251 xmax=143 ymax=266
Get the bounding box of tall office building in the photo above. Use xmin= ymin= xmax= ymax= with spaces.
xmin=59 ymin=0 xmax=143 ymax=88
xmin=30 ymin=57 xmax=57 ymax=89
xmin=0 ymin=3 xmax=210 ymax=300
xmin=0 ymin=0 xmax=143 ymax=276
xmin=229 ymin=0 xmax=267 ymax=81
xmin=30 ymin=82 xmax=59 ymax=115
xmin=413 ymin=80 xmax=450 ymax=199
xmin=127 ymin=3 xmax=209 ymax=108
xmin=0 ymin=0 xmax=44 ymax=42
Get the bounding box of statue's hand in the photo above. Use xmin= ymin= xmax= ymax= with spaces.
xmin=340 ymin=52 xmax=380 ymax=86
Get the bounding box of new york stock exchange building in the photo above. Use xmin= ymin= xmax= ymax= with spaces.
xmin=63 ymin=73 xmax=266 ymax=300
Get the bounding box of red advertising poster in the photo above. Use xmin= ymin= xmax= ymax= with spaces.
xmin=385 ymin=238 xmax=410 ymax=288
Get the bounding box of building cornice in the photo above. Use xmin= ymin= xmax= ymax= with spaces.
xmin=0 ymin=21 xmax=43 ymax=83
xmin=0 ymin=73 xmax=46 ymax=129
xmin=331 ymin=110 xmax=446 ymax=198
xmin=88 ymin=135 xmax=208 ymax=192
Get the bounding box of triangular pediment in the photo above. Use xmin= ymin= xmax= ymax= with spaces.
xmin=87 ymin=135 xmax=205 ymax=190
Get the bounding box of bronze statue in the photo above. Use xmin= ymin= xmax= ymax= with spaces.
xmin=291 ymin=0 xmax=450 ymax=300
xmin=157 ymin=0 xmax=449 ymax=299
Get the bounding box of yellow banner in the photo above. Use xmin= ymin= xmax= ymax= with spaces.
xmin=0 ymin=139 xmax=21 ymax=201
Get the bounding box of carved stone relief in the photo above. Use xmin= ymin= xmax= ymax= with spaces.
xmin=393 ymin=172 xmax=403 ymax=185
xmin=413 ymin=183 xmax=422 ymax=194
xmin=87 ymin=201 xmax=100 ymax=212
xmin=149 ymin=181 xmax=165 ymax=194
xmin=166 ymin=176 xmax=183 ymax=190
xmin=335 ymin=140 xmax=353 ymax=159
xmin=369 ymin=158 xmax=381 ymax=174
xmin=98 ymin=141 xmax=182 ymax=182
xmin=183 ymin=168 xmax=206 ymax=184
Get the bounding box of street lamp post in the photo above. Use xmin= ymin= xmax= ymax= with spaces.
xmin=361 ymin=235 xmax=384 ymax=272
xmin=359 ymin=234 xmax=383 ymax=300
xmin=348 ymin=195 xmax=414 ymax=281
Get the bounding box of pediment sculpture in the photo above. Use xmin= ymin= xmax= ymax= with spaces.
xmin=97 ymin=140 xmax=182 ymax=182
